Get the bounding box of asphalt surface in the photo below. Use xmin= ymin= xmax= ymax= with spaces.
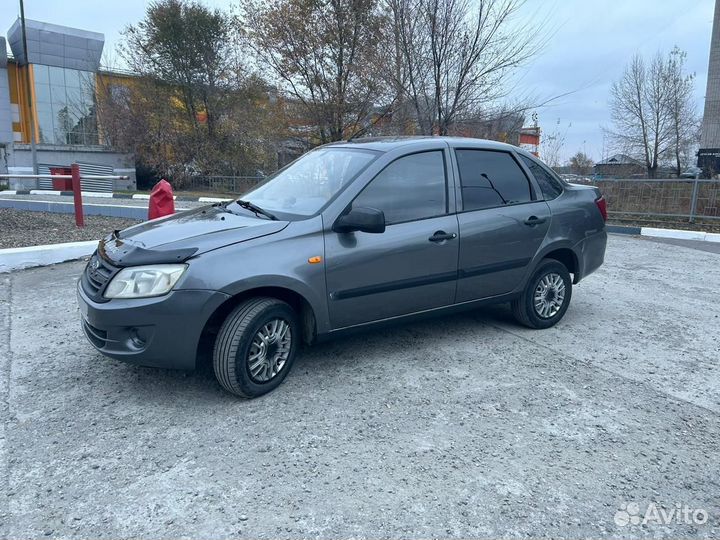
xmin=0 ymin=235 xmax=718 ymax=539
xmin=637 ymin=235 xmax=720 ymax=254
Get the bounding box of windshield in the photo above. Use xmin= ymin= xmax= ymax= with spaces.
xmin=238 ymin=147 xmax=378 ymax=217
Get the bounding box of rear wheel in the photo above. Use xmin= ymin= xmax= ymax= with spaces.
xmin=511 ymin=259 xmax=572 ymax=329
xmin=213 ymin=297 xmax=299 ymax=398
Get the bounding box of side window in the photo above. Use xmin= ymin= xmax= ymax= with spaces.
xmin=455 ymin=150 xmax=532 ymax=211
xmin=353 ymin=151 xmax=446 ymax=224
xmin=520 ymin=155 xmax=564 ymax=200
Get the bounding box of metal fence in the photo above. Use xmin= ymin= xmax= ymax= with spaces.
xmin=577 ymin=178 xmax=720 ymax=222
xmin=184 ymin=175 xmax=264 ymax=194
xmin=180 ymin=175 xmax=719 ymax=223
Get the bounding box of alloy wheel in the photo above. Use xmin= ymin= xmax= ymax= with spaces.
xmin=533 ymin=272 xmax=566 ymax=319
xmin=247 ymin=319 xmax=292 ymax=383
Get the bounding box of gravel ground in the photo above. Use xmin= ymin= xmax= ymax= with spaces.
xmin=0 ymin=235 xmax=719 ymax=539
xmin=0 ymin=208 xmax=140 ymax=249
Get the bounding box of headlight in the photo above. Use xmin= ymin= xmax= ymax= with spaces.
xmin=104 ymin=264 xmax=187 ymax=299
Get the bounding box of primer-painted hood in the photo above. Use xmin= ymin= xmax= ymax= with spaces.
xmin=105 ymin=205 xmax=289 ymax=263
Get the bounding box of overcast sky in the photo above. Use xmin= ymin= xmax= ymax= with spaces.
xmin=2 ymin=0 xmax=716 ymax=163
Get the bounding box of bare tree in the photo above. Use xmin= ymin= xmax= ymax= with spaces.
xmin=569 ymin=151 xmax=593 ymax=176
xmin=243 ymin=0 xmax=391 ymax=143
xmin=97 ymin=70 xmax=283 ymax=186
xmin=609 ymin=53 xmax=677 ymax=178
xmin=666 ymin=47 xmax=699 ymax=176
xmin=389 ymin=0 xmax=541 ymax=135
xmin=540 ymin=119 xmax=567 ymax=168
xmin=450 ymin=104 xmax=526 ymax=141
xmin=95 ymin=74 xmax=191 ymax=185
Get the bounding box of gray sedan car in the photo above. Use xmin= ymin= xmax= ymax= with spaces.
xmin=77 ymin=137 xmax=607 ymax=398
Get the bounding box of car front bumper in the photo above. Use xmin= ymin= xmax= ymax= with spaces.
xmin=77 ymin=282 xmax=230 ymax=370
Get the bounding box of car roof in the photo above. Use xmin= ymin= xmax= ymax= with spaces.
xmin=325 ymin=136 xmax=524 ymax=153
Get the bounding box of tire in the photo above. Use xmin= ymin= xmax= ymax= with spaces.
xmin=213 ymin=297 xmax=299 ymax=398
xmin=511 ymin=259 xmax=572 ymax=329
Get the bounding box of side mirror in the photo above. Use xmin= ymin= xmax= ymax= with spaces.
xmin=333 ymin=206 xmax=386 ymax=234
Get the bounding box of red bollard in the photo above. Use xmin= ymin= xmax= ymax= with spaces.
xmin=71 ymin=163 xmax=84 ymax=228
xmin=148 ymin=179 xmax=175 ymax=220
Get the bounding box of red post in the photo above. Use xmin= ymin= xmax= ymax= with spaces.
xmin=71 ymin=163 xmax=84 ymax=227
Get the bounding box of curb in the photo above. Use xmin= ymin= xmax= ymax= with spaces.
xmin=640 ymin=227 xmax=720 ymax=242
xmin=606 ymin=225 xmax=641 ymax=235
xmin=608 ymin=225 xmax=720 ymax=243
xmin=0 ymin=240 xmax=97 ymax=273
xmin=0 ymin=189 xmax=232 ymax=203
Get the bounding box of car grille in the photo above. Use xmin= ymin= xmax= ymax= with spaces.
xmin=82 ymin=319 xmax=108 ymax=349
xmin=81 ymin=253 xmax=119 ymax=302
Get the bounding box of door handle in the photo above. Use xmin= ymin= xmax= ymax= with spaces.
xmin=524 ymin=216 xmax=547 ymax=226
xmin=429 ymin=231 xmax=457 ymax=243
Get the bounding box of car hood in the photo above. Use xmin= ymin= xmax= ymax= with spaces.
xmin=100 ymin=205 xmax=289 ymax=265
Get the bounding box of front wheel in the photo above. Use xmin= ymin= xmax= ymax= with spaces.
xmin=511 ymin=259 xmax=572 ymax=329
xmin=213 ymin=297 xmax=299 ymax=398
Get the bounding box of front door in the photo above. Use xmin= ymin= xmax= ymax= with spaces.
xmin=325 ymin=150 xmax=459 ymax=329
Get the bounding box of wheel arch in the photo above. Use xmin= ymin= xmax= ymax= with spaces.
xmin=196 ymin=284 xmax=319 ymax=365
xmin=534 ymin=243 xmax=581 ymax=284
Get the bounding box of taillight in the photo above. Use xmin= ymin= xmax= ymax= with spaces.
xmin=595 ymin=195 xmax=608 ymax=221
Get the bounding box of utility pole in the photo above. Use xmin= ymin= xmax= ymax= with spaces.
xmin=19 ymin=0 xmax=38 ymax=174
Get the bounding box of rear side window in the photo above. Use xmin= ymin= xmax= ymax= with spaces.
xmin=353 ymin=151 xmax=446 ymax=224
xmin=455 ymin=150 xmax=532 ymax=211
xmin=519 ymin=155 xmax=564 ymax=200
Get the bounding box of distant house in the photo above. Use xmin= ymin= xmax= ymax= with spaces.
xmin=594 ymin=154 xmax=645 ymax=178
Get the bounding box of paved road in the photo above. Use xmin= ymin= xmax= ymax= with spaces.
xmin=637 ymin=235 xmax=720 ymax=254
xmin=1 ymin=235 xmax=718 ymax=539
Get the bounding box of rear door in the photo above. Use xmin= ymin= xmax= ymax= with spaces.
xmin=324 ymin=149 xmax=459 ymax=329
xmin=453 ymin=148 xmax=550 ymax=302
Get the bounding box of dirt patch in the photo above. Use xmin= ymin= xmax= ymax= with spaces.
xmin=0 ymin=208 xmax=140 ymax=249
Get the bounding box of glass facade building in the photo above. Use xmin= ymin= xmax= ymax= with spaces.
xmin=2 ymin=18 xmax=136 ymax=191
xmin=33 ymin=65 xmax=98 ymax=146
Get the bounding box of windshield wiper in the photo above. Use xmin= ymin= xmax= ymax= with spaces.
xmin=236 ymin=199 xmax=278 ymax=221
